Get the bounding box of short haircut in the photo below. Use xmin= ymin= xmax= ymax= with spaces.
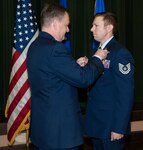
xmin=95 ymin=12 xmax=118 ymax=34
xmin=40 ymin=3 xmax=68 ymax=27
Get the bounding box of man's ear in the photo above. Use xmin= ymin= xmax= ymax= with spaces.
xmin=107 ymin=24 xmax=113 ymax=33
xmin=52 ymin=19 xmax=58 ymax=30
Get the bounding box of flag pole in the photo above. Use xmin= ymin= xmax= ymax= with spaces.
xmin=26 ymin=129 xmax=29 ymax=148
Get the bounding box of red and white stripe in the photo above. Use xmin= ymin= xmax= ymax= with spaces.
xmin=6 ymin=30 xmax=38 ymax=145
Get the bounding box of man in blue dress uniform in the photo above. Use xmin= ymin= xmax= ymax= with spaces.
xmin=85 ymin=12 xmax=134 ymax=150
xmin=27 ymin=4 xmax=108 ymax=150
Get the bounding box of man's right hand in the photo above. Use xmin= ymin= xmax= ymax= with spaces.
xmin=94 ymin=49 xmax=109 ymax=60
xmin=111 ymin=132 xmax=124 ymax=141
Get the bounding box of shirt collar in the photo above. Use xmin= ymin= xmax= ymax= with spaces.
xmin=100 ymin=36 xmax=114 ymax=49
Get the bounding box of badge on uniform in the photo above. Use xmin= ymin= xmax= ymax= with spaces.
xmin=119 ymin=63 xmax=131 ymax=74
xmin=103 ymin=59 xmax=110 ymax=68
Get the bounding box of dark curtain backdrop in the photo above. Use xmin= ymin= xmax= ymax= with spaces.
xmin=0 ymin=0 xmax=142 ymax=114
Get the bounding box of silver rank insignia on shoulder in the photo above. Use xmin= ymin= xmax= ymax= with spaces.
xmin=119 ymin=63 xmax=131 ymax=74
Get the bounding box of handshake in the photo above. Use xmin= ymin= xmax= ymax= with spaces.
xmin=77 ymin=49 xmax=109 ymax=67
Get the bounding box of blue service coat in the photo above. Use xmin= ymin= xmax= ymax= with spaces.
xmin=27 ymin=32 xmax=104 ymax=149
xmin=85 ymin=37 xmax=134 ymax=139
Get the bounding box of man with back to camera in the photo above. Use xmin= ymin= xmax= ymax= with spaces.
xmin=27 ymin=4 xmax=108 ymax=150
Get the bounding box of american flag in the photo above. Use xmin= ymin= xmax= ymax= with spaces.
xmin=5 ymin=0 xmax=38 ymax=145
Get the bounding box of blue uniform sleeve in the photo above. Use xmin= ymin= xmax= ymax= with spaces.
xmin=48 ymin=43 xmax=104 ymax=88
xmin=112 ymin=48 xmax=134 ymax=134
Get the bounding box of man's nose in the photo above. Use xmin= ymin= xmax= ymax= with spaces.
xmin=90 ymin=26 xmax=94 ymax=32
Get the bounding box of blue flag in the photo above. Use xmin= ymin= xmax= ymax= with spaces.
xmin=59 ymin=0 xmax=71 ymax=52
xmin=59 ymin=0 xmax=67 ymax=8
xmin=92 ymin=0 xmax=106 ymax=49
xmin=96 ymin=0 xmax=106 ymax=13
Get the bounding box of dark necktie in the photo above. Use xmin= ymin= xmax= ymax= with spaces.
xmin=98 ymin=46 xmax=102 ymax=49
